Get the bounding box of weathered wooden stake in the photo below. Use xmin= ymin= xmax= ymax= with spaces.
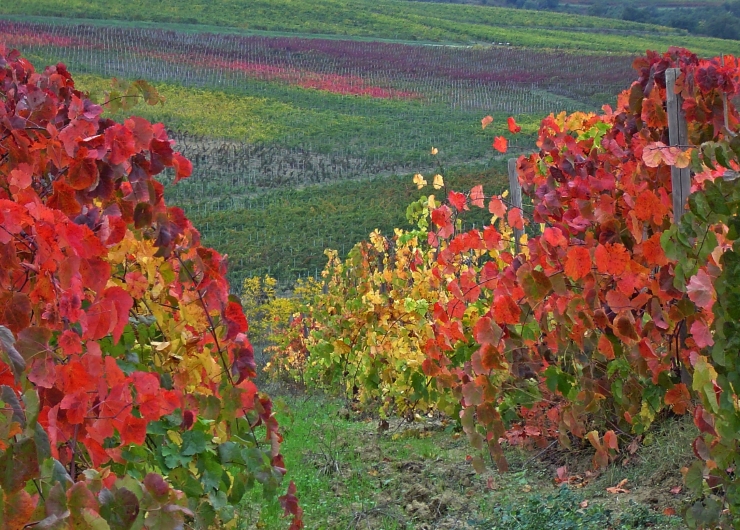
xmin=507 ymin=158 xmax=524 ymax=254
xmin=666 ymin=68 xmax=691 ymax=223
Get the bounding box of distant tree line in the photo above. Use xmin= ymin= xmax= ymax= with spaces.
xmin=406 ymin=0 xmax=740 ymax=41
xmin=595 ymin=1 xmax=740 ymax=41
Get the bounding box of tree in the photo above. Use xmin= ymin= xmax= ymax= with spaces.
xmin=702 ymin=14 xmax=740 ymax=40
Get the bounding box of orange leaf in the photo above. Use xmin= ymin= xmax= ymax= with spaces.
xmin=481 ymin=115 xmax=493 ymax=129
xmin=564 ymin=246 xmax=591 ymax=280
xmin=613 ymin=311 xmax=640 ymax=345
xmin=543 ymin=227 xmax=567 ymax=248
xmin=493 ymin=294 xmax=521 ymax=325
xmin=120 ymin=415 xmax=147 ymax=446
xmin=173 ymin=152 xmax=193 ymax=183
xmin=470 ymin=185 xmax=485 ymax=208
xmin=603 ymin=430 xmax=618 ymax=451
xmin=665 ymin=383 xmax=691 ymax=415
xmin=642 ymin=91 xmax=668 ymax=127
xmin=598 ymin=334 xmax=615 ymax=360
xmin=606 ymin=478 xmax=630 ymax=494
xmin=634 ymin=189 xmax=666 ymax=224
xmin=594 ymin=243 xmax=629 ymax=276
xmin=489 ymin=197 xmax=507 ymax=218
xmin=641 ymin=233 xmax=668 ymax=266
xmin=507 ymin=116 xmax=522 ymax=134
xmin=493 ymin=136 xmax=508 ymax=153
xmin=507 ymin=207 xmax=524 ymax=231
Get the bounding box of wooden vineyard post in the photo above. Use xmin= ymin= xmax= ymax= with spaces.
xmin=507 ymin=158 xmax=524 ymax=254
xmin=666 ymin=68 xmax=691 ymax=223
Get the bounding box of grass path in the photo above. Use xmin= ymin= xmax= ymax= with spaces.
xmin=242 ymin=390 xmax=693 ymax=529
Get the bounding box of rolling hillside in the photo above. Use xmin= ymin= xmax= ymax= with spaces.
xmin=2 ymin=0 xmax=740 ymax=55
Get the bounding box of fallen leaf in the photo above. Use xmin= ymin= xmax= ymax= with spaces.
xmin=481 ymin=115 xmax=493 ymax=129
xmin=670 ymin=485 xmax=682 ymax=495
xmin=606 ymin=478 xmax=630 ymax=494
xmin=580 ymin=500 xmax=589 ymax=508
xmin=663 ymin=507 xmax=677 ymax=516
xmin=555 ymin=465 xmax=569 ymax=484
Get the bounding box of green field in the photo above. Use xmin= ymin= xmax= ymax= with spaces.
xmin=3 ymin=0 xmax=740 ymax=55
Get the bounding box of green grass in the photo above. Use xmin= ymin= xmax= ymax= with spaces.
xmin=240 ymin=391 xmax=691 ymax=529
xmin=3 ymin=1 xmax=740 ymax=55
xmin=175 ymin=164 xmax=508 ymax=289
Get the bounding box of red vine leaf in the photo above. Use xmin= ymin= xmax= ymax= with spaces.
xmin=172 ymin=152 xmax=193 ymax=183
xmin=687 ymin=270 xmax=715 ymax=310
xmin=507 ymin=117 xmax=522 ymax=134
xmin=448 ymin=191 xmax=468 ymax=211
xmin=493 ymin=136 xmax=508 ymax=153
xmin=564 ymin=246 xmax=591 ymax=280
xmin=598 ymin=334 xmax=615 ymax=360
xmin=120 ymin=416 xmax=148 ymax=446
xmin=488 ymin=197 xmax=506 ymax=218
xmin=594 ymin=243 xmax=629 ymax=276
xmin=469 ymin=185 xmax=485 ymax=208
xmin=690 ymin=319 xmax=714 ymax=348
xmin=665 ymin=384 xmax=692 ymax=415
xmin=492 ymin=294 xmax=521 ymax=325
xmin=507 ymin=208 xmax=524 ymax=231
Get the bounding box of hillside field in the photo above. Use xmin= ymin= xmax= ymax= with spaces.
xmin=2 ymin=0 xmax=740 ymax=55
xmin=0 ymin=15 xmax=644 ymax=287
xmin=0 ymin=1 xmax=725 ymax=287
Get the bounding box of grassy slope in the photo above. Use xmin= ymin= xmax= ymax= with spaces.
xmin=2 ymin=0 xmax=740 ymax=55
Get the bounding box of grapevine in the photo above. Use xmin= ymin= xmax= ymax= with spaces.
xmin=0 ymin=47 xmax=302 ymax=529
